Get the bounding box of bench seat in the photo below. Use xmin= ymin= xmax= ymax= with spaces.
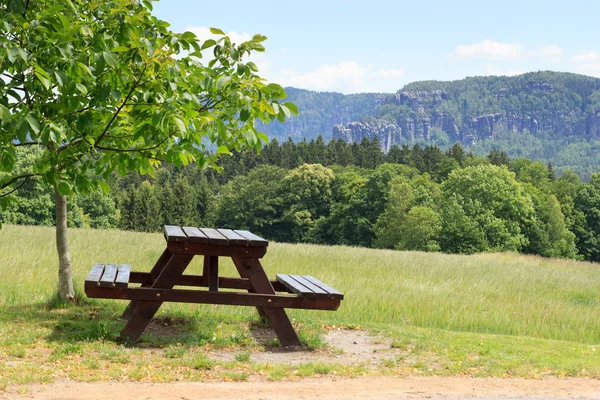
xmin=85 ymin=263 xmax=131 ymax=289
xmin=276 ymin=274 xmax=344 ymax=300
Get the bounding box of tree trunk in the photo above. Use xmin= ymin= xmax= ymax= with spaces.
xmin=55 ymin=186 xmax=74 ymax=302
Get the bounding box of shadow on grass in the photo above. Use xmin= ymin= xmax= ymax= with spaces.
xmin=0 ymin=299 xmax=214 ymax=348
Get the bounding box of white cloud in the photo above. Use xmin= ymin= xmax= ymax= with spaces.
xmin=275 ymin=62 xmax=405 ymax=93
xmin=452 ymin=40 xmax=524 ymax=60
xmin=569 ymin=50 xmax=600 ymax=77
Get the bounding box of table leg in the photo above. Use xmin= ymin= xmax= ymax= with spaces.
xmin=122 ymin=248 xmax=173 ymax=320
xmin=232 ymin=257 xmax=301 ymax=347
xmin=203 ymin=255 xmax=219 ymax=292
xmin=120 ymin=253 xmax=194 ymax=340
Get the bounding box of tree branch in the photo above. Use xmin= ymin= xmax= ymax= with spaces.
xmin=23 ymin=0 xmax=30 ymax=17
xmin=94 ymin=136 xmax=170 ymax=153
xmin=95 ymin=65 xmax=148 ymax=146
xmin=0 ymin=173 xmax=37 ymax=193
xmin=0 ymin=176 xmax=30 ymax=197
xmin=13 ymin=141 xmax=41 ymax=146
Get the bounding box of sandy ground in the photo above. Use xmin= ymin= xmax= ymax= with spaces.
xmin=2 ymin=330 xmax=599 ymax=399
xmin=2 ymin=376 xmax=600 ymax=400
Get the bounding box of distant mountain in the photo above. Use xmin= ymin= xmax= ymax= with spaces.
xmin=265 ymin=72 xmax=600 ymax=176
xmin=257 ymin=87 xmax=390 ymax=140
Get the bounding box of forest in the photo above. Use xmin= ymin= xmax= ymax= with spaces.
xmin=3 ymin=137 xmax=600 ymax=263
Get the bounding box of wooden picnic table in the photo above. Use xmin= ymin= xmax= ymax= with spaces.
xmin=85 ymin=226 xmax=344 ymax=347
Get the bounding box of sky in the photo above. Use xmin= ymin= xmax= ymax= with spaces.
xmin=153 ymin=0 xmax=600 ymax=94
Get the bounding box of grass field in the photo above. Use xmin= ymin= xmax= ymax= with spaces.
xmin=1 ymin=224 xmax=600 ymax=386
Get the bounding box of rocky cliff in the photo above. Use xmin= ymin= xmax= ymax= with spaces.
xmin=333 ymin=72 xmax=600 ymax=151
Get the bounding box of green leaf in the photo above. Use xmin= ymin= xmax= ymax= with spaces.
xmin=181 ymin=31 xmax=197 ymax=41
xmin=0 ymin=105 xmax=9 ymax=122
xmin=246 ymin=62 xmax=259 ymax=72
xmin=200 ymin=39 xmax=216 ymax=51
xmin=257 ymin=132 xmax=269 ymax=143
xmin=216 ymin=145 xmax=231 ymax=155
xmin=103 ymin=51 xmax=118 ymax=68
xmin=245 ymin=129 xmax=257 ymax=147
xmin=25 ymin=114 xmax=40 ymax=134
xmin=173 ymin=117 xmax=187 ymax=134
xmin=217 ymin=119 xmax=226 ymax=139
xmin=216 ymin=76 xmax=231 ymax=89
xmin=0 ymin=151 xmax=15 ymax=172
xmin=81 ymin=26 xmax=93 ymax=37
xmin=252 ymin=34 xmax=267 ymax=42
xmin=75 ymin=83 xmax=88 ymax=95
xmin=57 ymin=182 xmax=71 ymax=196
xmin=280 ymin=104 xmax=291 ymax=119
xmin=54 ymin=70 xmax=67 ymax=87
xmin=283 ymin=102 xmax=299 ymax=115
xmin=7 ymin=48 xmax=18 ymax=63
xmin=58 ymin=14 xmax=70 ymax=31
xmin=142 ymin=0 xmax=153 ymax=11
xmin=239 ymin=108 xmax=251 ymax=122
xmin=97 ymin=181 xmax=111 ymax=194
xmin=237 ymin=63 xmax=247 ymax=76
xmin=34 ymin=68 xmax=51 ymax=90
xmin=112 ymin=46 xmax=129 ymax=53
xmin=17 ymin=48 xmax=28 ymax=62
xmin=209 ymin=27 xmax=225 ymax=35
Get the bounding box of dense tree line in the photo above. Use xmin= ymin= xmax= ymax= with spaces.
xmin=4 ymin=137 xmax=600 ymax=262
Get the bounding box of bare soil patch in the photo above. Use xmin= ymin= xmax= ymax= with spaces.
xmin=3 ymin=376 xmax=600 ymax=400
xmin=211 ymin=329 xmax=396 ymax=365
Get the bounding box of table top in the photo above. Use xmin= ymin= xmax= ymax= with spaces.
xmin=163 ymin=225 xmax=268 ymax=247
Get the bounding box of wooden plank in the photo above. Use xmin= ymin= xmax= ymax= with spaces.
xmin=198 ymin=228 xmax=228 ymax=245
xmin=217 ymin=229 xmax=248 ymax=245
xmin=276 ymin=274 xmax=316 ymax=297
xmin=167 ymin=241 xmax=267 ymax=258
xmin=302 ymin=276 xmax=344 ymax=300
xmin=114 ymin=264 xmax=131 ymax=288
xmin=164 ymin=225 xmax=187 ymax=242
xmin=234 ymin=230 xmax=268 ymax=247
xmin=290 ymin=275 xmax=328 ymax=296
xmin=99 ymin=264 xmax=118 ymax=287
xmin=182 ymin=226 xmax=208 ymax=243
xmin=129 ymin=272 xmax=289 ymax=292
xmin=86 ymin=285 xmax=341 ymax=311
xmin=85 ymin=264 xmax=105 ymax=287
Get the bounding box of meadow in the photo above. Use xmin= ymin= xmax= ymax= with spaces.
xmin=1 ymin=224 xmax=600 ymax=387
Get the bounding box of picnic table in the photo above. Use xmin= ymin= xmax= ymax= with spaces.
xmin=84 ymin=225 xmax=344 ymax=347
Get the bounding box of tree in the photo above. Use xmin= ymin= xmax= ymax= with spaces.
xmin=215 ymin=165 xmax=287 ymax=239
xmin=573 ymin=174 xmax=600 ymax=261
xmin=0 ymin=0 xmax=297 ymax=301
xmin=396 ymin=206 xmax=441 ymax=252
xmin=440 ymin=165 xmax=535 ymax=253
xmin=280 ymin=163 xmax=335 ymax=242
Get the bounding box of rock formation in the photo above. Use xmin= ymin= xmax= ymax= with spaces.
xmin=332 ymin=81 xmax=600 ymax=152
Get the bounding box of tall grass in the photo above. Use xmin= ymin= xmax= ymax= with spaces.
xmin=1 ymin=224 xmax=599 ymax=344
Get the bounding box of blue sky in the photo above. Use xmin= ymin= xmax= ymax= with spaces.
xmin=154 ymin=0 xmax=600 ymax=94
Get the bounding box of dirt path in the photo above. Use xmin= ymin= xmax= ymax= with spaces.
xmin=2 ymin=376 xmax=600 ymax=400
